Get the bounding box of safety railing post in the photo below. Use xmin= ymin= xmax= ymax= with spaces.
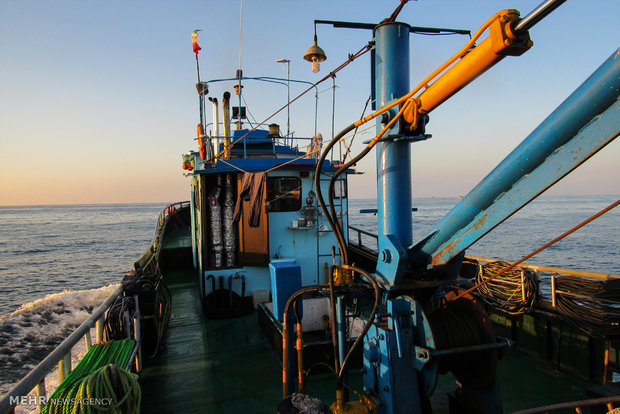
xmin=96 ymin=316 xmax=104 ymax=344
xmin=36 ymin=380 xmax=46 ymax=414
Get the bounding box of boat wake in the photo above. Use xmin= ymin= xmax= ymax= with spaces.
xmin=0 ymin=284 xmax=119 ymax=396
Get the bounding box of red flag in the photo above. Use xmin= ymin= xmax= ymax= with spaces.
xmin=192 ymin=30 xmax=201 ymax=56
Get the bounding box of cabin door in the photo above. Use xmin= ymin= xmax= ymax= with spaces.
xmin=237 ymin=175 xmax=269 ymax=266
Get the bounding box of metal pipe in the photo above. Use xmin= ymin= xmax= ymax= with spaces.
xmin=133 ymin=294 xmax=142 ymax=373
xmin=84 ymin=331 xmax=92 ymax=350
xmin=0 ymin=286 xmax=123 ymax=414
xmin=295 ymin=321 xmax=305 ymax=394
xmin=419 ymin=51 xmax=620 ymax=265
xmin=336 ymin=296 xmax=348 ymax=401
xmin=429 ymin=338 xmax=513 ymax=358
xmin=210 ymin=97 xmax=220 ymax=157
xmin=374 ymin=22 xmax=413 ymax=249
xmin=96 ymin=316 xmax=104 ymax=344
xmin=282 ymin=321 xmax=289 ymax=399
xmin=467 ymin=256 xmax=620 ymax=281
xmin=511 ymin=395 xmax=620 ymax=414
xmin=551 ymin=275 xmax=557 ymax=308
xmin=222 ymin=92 xmax=231 ymax=159
xmin=35 ymin=381 xmax=45 ymax=414
xmin=514 ymin=0 xmax=567 ymax=33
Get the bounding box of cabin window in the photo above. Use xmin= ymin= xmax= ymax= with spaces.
xmin=331 ymin=179 xmax=347 ymax=199
xmin=266 ymin=177 xmax=301 ymax=212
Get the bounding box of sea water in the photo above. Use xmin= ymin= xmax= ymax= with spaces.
xmin=0 ymin=196 xmax=618 ymax=392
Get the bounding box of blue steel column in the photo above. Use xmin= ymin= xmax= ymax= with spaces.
xmin=336 ymin=296 xmax=349 ymax=400
xmin=415 ymin=49 xmax=620 ymax=265
xmin=374 ymin=22 xmax=412 ymax=285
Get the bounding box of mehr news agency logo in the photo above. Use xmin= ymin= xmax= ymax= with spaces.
xmin=10 ymin=395 xmax=113 ymax=407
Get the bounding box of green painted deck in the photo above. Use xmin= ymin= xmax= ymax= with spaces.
xmin=139 ymin=268 xmax=283 ymax=413
xmin=138 ymin=267 xmax=604 ymax=413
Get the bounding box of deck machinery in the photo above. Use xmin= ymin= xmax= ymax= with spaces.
xmin=277 ymin=2 xmax=619 ymax=414
xmin=183 ymin=1 xmax=619 ymax=413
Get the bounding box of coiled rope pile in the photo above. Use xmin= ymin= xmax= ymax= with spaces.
xmin=475 ymin=261 xmax=539 ymax=315
xmin=43 ymin=339 xmax=139 ymax=414
xmin=554 ymin=276 xmax=620 ymax=337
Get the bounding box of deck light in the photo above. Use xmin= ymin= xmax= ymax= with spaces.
xmin=304 ymin=24 xmax=327 ymax=73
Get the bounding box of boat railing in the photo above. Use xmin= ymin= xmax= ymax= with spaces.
xmin=512 ymin=394 xmax=620 ymax=414
xmin=348 ymin=225 xmax=379 ymax=254
xmin=0 ymin=286 xmax=141 ymax=414
xmin=349 ymin=225 xmax=620 ymax=281
xmin=208 ymin=134 xmax=316 ymax=160
xmin=348 ymin=225 xmax=620 ymax=292
xmin=134 ymin=201 xmax=190 ymax=274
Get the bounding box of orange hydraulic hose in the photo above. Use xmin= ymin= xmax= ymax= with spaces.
xmin=353 ymin=11 xmax=505 ymax=129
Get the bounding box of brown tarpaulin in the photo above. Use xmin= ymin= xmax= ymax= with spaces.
xmin=232 ymin=172 xmax=266 ymax=227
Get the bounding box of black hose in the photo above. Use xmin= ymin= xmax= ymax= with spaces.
xmin=337 ymin=265 xmax=381 ymax=389
xmin=314 ymin=123 xmax=357 ymax=265
xmin=555 ymin=276 xmax=620 ymax=337
xmin=327 ymin=141 xmax=377 ymax=265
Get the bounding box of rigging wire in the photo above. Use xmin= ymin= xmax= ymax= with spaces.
xmin=207 ymin=43 xmax=372 ymax=163
xmin=342 ymin=95 xmax=372 ymax=163
xmin=453 ymin=199 xmax=620 ymax=302
xmin=238 ymin=0 xmax=243 ymax=71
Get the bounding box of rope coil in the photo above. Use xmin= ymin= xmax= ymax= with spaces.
xmin=555 ymin=276 xmax=620 ymax=337
xmin=475 ymin=261 xmax=538 ymax=315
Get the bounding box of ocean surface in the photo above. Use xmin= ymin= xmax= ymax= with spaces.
xmin=0 ymin=196 xmax=618 ymax=393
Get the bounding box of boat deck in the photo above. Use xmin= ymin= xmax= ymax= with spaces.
xmin=139 ymin=268 xmax=283 ymax=413
xmin=138 ymin=268 xmax=608 ymax=413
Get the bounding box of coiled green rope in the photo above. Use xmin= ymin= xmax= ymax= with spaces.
xmin=43 ymin=339 xmax=139 ymax=414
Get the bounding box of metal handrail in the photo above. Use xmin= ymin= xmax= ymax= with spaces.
xmin=135 ymin=201 xmax=189 ymax=273
xmin=0 ymin=286 xmax=124 ymax=414
xmin=512 ymin=394 xmax=620 ymax=414
xmin=467 ymin=255 xmax=620 ymax=281
xmin=348 ymin=225 xmax=378 ymax=252
xmin=347 ymin=226 xmax=618 ymax=282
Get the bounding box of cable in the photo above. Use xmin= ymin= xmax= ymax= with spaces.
xmin=322 ymin=99 xmax=415 ymax=266
xmin=475 ymin=261 xmax=538 ymax=315
xmin=555 ymin=276 xmax=620 ymax=337
xmin=341 ymin=95 xmax=372 ymax=163
xmin=454 ymin=199 xmax=620 ymax=301
xmin=314 ymin=124 xmax=357 ymax=265
xmin=207 ymin=43 xmax=372 ymax=163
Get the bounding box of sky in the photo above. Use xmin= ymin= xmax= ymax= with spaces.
xmin=0 ymin=0 xmax=618 ymax=206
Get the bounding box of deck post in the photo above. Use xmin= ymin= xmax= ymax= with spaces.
xmin=373 ymin=21 xmax=413 ymax=285
xmin=36 ymin=380 xmax=46 ymax=414
xmin=96 ymin=316 xmax=104 ymax=344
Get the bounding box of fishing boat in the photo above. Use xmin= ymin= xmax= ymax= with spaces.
xmin=1 ymin=1 xmax=619 ymax=413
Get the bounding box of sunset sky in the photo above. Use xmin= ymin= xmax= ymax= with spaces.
xmin=1 ymin=0 xmax=618 ymax=206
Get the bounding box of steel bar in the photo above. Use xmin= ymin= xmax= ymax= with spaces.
xmin=429 ymin=338 xmax=513 ymax=358
xmin=514 ymin=0 xmax=567 ymax=33
xmin=84 ymin=331 xmax=92 ymax=350
xmin=419 ymin=51 xmax=620 ymax=265
xmin=512 ymin=395 xmax=620 ymax=414
xmin=35 ymin=381 xmax=45 ymax=414
xmin=454 ymin=199 xmax=620 ymax=301
xmin=467 ymin=256 xmax=620 ymax=280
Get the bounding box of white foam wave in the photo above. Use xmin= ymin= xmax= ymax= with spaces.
xmin=0 ymin=284 xmax=120 ymax=403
